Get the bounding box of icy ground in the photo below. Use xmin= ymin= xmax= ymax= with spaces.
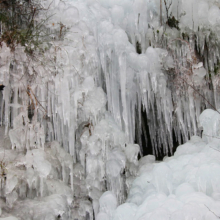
xmin=0 ymin=0 xmax=220 ymax=219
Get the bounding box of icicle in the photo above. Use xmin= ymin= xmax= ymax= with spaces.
xmin=40 ymin=177 xmax=44 ymax=197
xmin=70 ymin=165 xmax=74 ymax=191
xmin=119 ymin=52 xmax=129 ymax=139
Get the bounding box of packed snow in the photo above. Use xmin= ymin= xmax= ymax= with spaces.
xmin=0 ymin=0 xmax=220 ymax=219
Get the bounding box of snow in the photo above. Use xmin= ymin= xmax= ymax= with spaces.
xmin=98 ymin=109 xmax=220 ymax=219
xmin=0 ymin=0 xmax=220 ymax=219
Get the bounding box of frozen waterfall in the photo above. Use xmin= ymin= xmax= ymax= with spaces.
xmin=0 ymin=0 xmax=220 ymax=219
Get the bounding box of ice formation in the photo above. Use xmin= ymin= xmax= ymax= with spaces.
xmin=0 ymin=0 xmax=220 ymax=219
xmin=99 ymin=109 xmax=220 ymax=219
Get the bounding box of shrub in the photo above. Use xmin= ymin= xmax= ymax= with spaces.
xmin=0 ymin=0 xmax=47 ymax=54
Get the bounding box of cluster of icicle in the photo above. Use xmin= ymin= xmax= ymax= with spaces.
xmin=1 ymin=0 xmax=220 ymax=163
xmin=0 ymin=0 xmax=142 ymax=219
xmin=1 ymin=0 xmax=220 ymax=219
xmin=75 ymin=0 xmax=220 ymax=156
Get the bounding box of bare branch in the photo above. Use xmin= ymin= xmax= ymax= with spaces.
xmin=167 ymin=38 xmax=220 ymax=114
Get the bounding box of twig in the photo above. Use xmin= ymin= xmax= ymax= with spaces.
xmin=203 ymin=133 xmax=220 ymax=140
xmin=164 ymin=0 xmax=172 ymax=21
xmin=209 ymin=146 xmax=220 ymax=152
xmin=204 ymin=204 xmax=220 ymax=218
xmin=160 ymin=0 xmax=162 ymax=26
xmin=178 ymin=76 xmax=220 ymax=114
xmin=27 ymin=86 xmax=47 ymax=113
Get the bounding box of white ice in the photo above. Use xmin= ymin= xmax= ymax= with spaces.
xmin=0 ymin=0 xmax=220 ymax=219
